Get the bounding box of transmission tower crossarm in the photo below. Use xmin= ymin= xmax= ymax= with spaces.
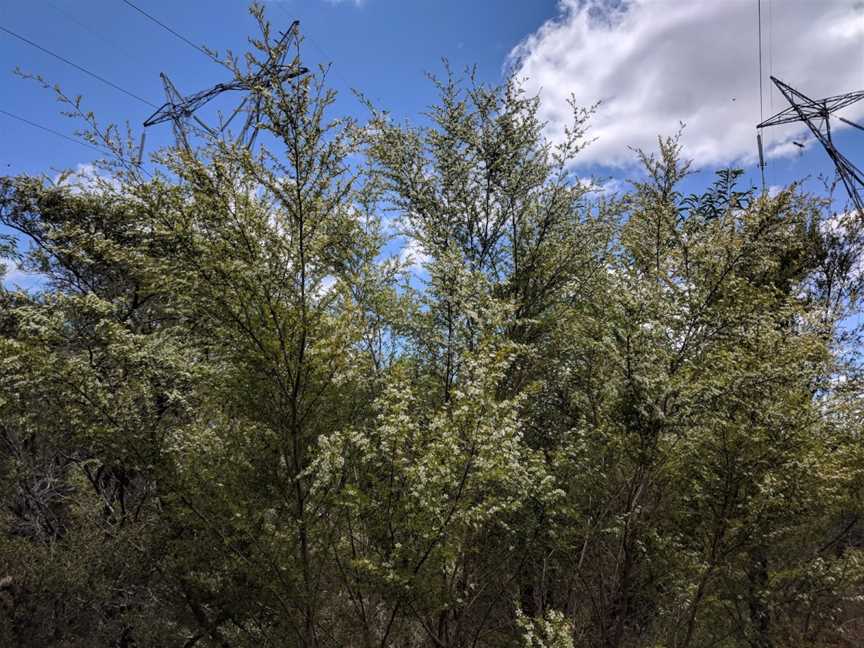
xmin=759 ymin=77 xmax=864 ymax=129
xmin=821 ymin=90 xmax=864 ymax=114
xmin=757 ymin=106 xmax=805 ymax=128
xmin=838 ymin=116 xmax=864 ymax=133
xmin=140 ymin=18 xmax=309 ymax=155
xmin=756 ymin=76 xmax=864 ymax=217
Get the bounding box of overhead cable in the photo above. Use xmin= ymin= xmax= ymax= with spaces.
xmin=0 ymin=109 xmax=108 ymax=154
xmin=0 ymin=25 xmax=157 ymax=108
xmin=120 ymin=0 xmax=224 ymax=67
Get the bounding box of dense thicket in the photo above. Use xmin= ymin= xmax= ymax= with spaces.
xmin=2 ymin=14 xmax=864 ymax=648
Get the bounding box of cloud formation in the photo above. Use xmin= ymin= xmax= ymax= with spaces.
xmin=1 ymin=260 xmax=42 ymax=291
xmin=323 ymin=0 xmax=365 ymax=7
xmin=53 ymin=163 xmax=120 ymax=194
xmin=398 ymin=237 xmax=431 ymax=274
xmin=509 ymin=0 xmax=864 ymax=168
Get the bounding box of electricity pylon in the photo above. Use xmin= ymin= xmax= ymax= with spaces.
xmin=139 ymin=20 xmax=308 ymax=160
xmin=757 ymin=76 xmax=864 ymax=216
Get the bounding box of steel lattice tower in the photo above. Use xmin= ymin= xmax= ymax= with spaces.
xmin=139 ymin=20 xmax=308 ymax=159
xmin=757 ymin=76 xmax=864 ymax=216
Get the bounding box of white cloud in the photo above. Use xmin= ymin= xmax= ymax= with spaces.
xmin=509 ymin=0 xmax=864 ymax=168
xmin=324 ymin=0 xmax=365 ymax=7
xmin=820 ymin=210 xmax=864 ymax=283
xmin=53 ymin=163 xmax=120 ymax=194
xmin=581 ymin=176 xmax=626 ymax=195
xmin=2 ymin=260 xmax=43 ymax=291
xmin=314 ymin=274 xmax=337 ymax=298
xmin=398 ymin=237 xmax=431 ymax=274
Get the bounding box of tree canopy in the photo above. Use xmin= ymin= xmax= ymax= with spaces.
xmin=2 ymin=10 xmax=864 ymax=648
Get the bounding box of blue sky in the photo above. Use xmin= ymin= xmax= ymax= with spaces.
xmin=1 ymin=0 xmax=863 ymax=288
xmin=0 ymin=0 xmax=556 ymax=175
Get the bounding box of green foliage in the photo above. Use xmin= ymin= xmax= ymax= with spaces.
xmin=1 ymin=11 xmax=863 ymax=648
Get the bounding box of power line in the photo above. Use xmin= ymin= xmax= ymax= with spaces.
xmin=0 ymin=109 xmax=108 ymax=154
xmin=767 ymin=0 xmax=774 ymax=114
xmin=756 ymin=0 xmax=766 ymax=193
xmin=44 ymin=0 xmax=154 ymax=73
xmin=0 ymin=25 xmax=157 ymax=108
xmin=119 ymin=0 xmax=223 ymax=67
xmin=757 ymin=0 xmax=764 ymax=124
xmin=0 ymin=108 xmax=154 ymax=178
xmin=272 ymin=3 xmax=359 ymax=99
xmin=765 ymin=0 xmax=774 ymax=189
